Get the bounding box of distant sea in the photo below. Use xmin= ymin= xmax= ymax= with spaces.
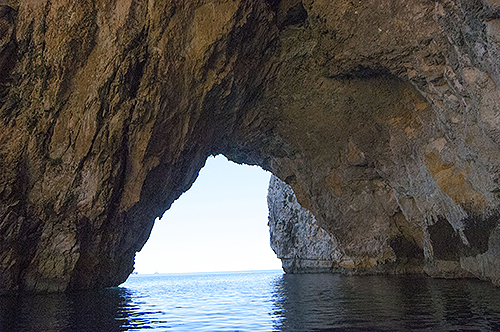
xmin=1 ymin=270 xmax=500 ymax=331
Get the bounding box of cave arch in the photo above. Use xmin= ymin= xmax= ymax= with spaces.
xmin=1 ymin=0 xmax=500 ymax=293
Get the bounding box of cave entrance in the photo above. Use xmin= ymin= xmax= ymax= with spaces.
xmin=133 ymin=155 xmax=282 ymax=274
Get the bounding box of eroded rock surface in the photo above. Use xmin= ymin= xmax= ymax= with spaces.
xmin=268 ymin=175 xmax=426 ymax=275
xmin=1 ymin=0 xmax=500 ymax=292
xmin=268 ymin=175 xmax=343 ymax=273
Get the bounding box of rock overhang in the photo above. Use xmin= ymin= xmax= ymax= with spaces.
xmin=0 ymin=0 xmax=499 ymax=292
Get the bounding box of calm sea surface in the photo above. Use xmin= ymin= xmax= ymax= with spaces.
xmin=1 ymin=270 xmax=500 ymax=331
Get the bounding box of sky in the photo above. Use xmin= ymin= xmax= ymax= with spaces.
xmin=133 ymin=155 xmax=283 ymax=274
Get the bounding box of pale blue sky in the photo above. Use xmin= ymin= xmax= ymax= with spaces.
xmin=134 ymin=155 xmax=283 ymax=274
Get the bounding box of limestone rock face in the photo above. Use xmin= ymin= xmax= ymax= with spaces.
xmin=1 ymin=0 xmax=500 ymax=292
xmin=269 ymin=174 xmax=434 ymax=276
xmin=268 ymin=175 xmax=343 ymax=273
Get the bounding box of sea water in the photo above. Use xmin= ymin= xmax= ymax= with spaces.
xmin=1 ymin=270 xmax=500 ymax=331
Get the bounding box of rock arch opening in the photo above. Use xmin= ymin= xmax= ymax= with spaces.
xmin=133 ymin=155 xmax=281 ymax=275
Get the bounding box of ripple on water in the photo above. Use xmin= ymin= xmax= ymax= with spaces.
xmin=1 ymin=271 xmax=500 ymax=331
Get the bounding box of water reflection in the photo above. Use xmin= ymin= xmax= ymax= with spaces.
xmin=2 ymin=272 xmax=500 ymax=331
xmin=0 ymin=287 xmax=138 ymax=331
xmin=272 ymin=274 xmax=500 ymax=331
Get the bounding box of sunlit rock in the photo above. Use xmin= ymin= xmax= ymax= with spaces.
xmin=268 ymin=175 xmax=343 ymax=273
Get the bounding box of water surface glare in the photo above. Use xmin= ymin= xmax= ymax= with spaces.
xmin=1 ymin=270 xmax=500 ymax=331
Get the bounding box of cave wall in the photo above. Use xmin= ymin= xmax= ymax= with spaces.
xmin=1 ymin=0 xmax=500 ymax=292
xmin=263 ymin=0 xmax=500 ymax=284
xmin=268 ymin=175 xmax=426 ymax=275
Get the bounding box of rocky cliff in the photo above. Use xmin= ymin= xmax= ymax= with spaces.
xmin=268 ymin=175 xmax=343 ymax=273
xmin=268 ymin=175 xmax=425 ymax=275
xmin=1 ymin=0 xmax=500 ymax=292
